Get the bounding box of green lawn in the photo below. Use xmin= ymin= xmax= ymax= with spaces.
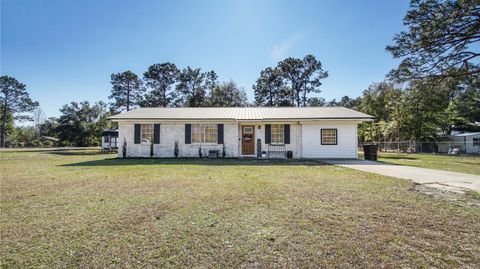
xmin=1 ymin=149 xmax=479 ymax=268
xmin=374 ymin=152 xmax=480 ymax=175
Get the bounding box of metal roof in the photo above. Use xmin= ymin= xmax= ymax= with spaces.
xmin=109 ymin=107 xmax=373 ymax=121
xmin=450 ymin=132 xmax=480 ymax=137
xmin=101 ymin=130 xmax=119 ymax=137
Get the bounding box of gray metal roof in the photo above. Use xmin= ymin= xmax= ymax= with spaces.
xmin=108 ymin=107 xmax=373 ymax=121
xmin=450 ymin=132 xmax=480 ymax=137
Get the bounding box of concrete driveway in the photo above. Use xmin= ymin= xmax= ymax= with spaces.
xmin=324 ymin=159 xmax=480 ymax=193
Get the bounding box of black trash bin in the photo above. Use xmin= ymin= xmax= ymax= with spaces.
xmin=362 ymin=144 xmax=378 ymax=161
xmin=286 ymin=150 xmax=293 ymax=159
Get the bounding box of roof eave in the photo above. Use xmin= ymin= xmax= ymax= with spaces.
xmin=109 ymin=117 xmax=374 ymax=122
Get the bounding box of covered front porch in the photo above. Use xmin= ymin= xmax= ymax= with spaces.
xmin=236 ymin=122 xmax=300 ymax=159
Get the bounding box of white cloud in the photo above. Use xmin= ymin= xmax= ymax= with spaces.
xmin=270 ymin=32 xmax=306 ymax=61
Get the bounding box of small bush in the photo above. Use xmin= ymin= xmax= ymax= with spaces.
xmin=30 ymin=140 xmax=41 ymax=147
xmin=42 ymin=140 xmax=53 ymax=147
xmin=150 ymin=142 xmax=154 ymax=158
xmin=122 ymin=138 xmax=127 ymax=158
xmin=174 ymin=141 xmax=179 ymax=158
xmin=91 ymin=141 xmax=99 ymax=147
xmin=59 ymin=140 xmax=70 ymax=147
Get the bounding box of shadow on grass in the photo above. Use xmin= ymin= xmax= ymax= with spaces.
xmin=379 ymin=156 xmax=418 ymax=160
xmin=47 ymin=151 xmax=113 ymax=156
xmin=62 ymin=158 xmax=327 ymax=167
xmin=1 ymin=148 xmax=113 ymax=156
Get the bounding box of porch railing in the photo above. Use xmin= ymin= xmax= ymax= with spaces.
xmin=267 ymin=144 xmax=287 ymax=159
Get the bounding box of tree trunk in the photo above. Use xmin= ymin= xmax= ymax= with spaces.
xmin=162 ymin=87 xmax=167 ymax=107
xmin=269 ymin=86 xmax=273 ymax=106
xmin=127 ymin=82 xmax=131 ymax=111
xmin=1 ymin=112 xmax=6 ymax=147
xmin=303 ymin=89 xmax=307 ymax=107
xmin=1 ymin=97 xmax=7 ymax=147
xmin=295 ymin=85 xmax=300 ymax=107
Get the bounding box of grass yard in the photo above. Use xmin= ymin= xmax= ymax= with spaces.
xmin=375 ymin=152 xmax=480 ymax=175
xmin=1 ymin=149 xmax=479 ymax=268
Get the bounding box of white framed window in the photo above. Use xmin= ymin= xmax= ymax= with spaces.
xmin=474 ymin=138 xmax=480 ymax=147
xmin=271 ymin=124 xmax=284 ymax=144
xmin=192 ymin=124 xmax=217 ymax=143
xmin=141 ymin=124 xmax=154 ymax=144
xmin=321 ymin=129 xmax=337 ymax=145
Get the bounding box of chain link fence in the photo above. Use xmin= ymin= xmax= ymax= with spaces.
xmin=362 ymin=141 xmax=480 ymax=155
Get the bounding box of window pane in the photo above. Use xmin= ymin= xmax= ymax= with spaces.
xmin=321 ymin=129 xmax=337 ymax=145
xmin=191 ymin=124 xmax=217 ymax=143
xmin=141 ymin=124 xmax=154 ymax=143
xmin=271 ymin=124 xmax=284 ymax=144
xmin=192 ymin=124 xmax=204 ymax=143
xmin=204 ymin=124 xmax=217 ymax=143
xmin=244 ymin=127 xmax=253 ymax=133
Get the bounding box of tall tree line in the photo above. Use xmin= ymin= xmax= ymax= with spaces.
xmin=357 ymin=0 xmax=480 ymax=142
xmin=0 ymin=76 xmax=39 ymax=147
xmin=356 ymin=75 xmax=480 ymax=143
xmin=2 ymin=0 xmax=478 ymax=147
xmin=253 ymin=55 xmax=328 ymax=107
xmin=109 ymin=63 xmax=248 ymax=112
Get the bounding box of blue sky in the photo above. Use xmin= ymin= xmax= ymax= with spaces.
xmin=1 ymin=0 xmax=409 ymax=118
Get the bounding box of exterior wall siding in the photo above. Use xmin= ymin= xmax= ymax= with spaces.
xmin=446 ymin=135 xmax=480 ymax=154
xmin=301 ymin=122 xmax=358 ymax=159
xmin=117 ymin=120 xmax=359 ymax=159
xmin=118 ymin=122 xmax=238 ymax=158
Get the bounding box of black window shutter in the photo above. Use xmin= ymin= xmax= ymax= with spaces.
xmin=265 ymin=124 xmax=271 ymax=144
xmin=218 ymin=124 xmax=224 ymax=144
xmin=185 ymin=124 xmax=191 ymax=144
xmin=284 ymin=124 xmax=290 ymax=144
xmin=154 ymin=124 xmax=160 ymax=144
xmin=134 ymin=124 xmax=141 ymax=144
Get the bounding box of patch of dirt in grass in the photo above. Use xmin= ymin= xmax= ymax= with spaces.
xmin=411 ymin=183 xmax=480 ymax=207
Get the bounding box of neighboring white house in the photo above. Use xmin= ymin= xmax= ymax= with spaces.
xmin=108 ymin=107 xmax=373 ymax=159
xmin=439 ymin=132 xmax=480 ymax=154
xmin=101 ymin=130 xmax=119 ymax=149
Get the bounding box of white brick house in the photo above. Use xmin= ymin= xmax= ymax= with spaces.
xmin=108 ymin=107 xmax=373 ymax=159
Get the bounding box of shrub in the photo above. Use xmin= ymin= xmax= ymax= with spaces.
xmin=42 ymin=140 xmax=53 ymax=147
xmin=30 ymin=140 xmax=41 ymax=147
xmin=122 ymin=138 xmax=127 ymax=158
xmin=59 ymin=140 xmax=70 ymax=147
xmin=91 ymin=141 xmax=99 ymax=147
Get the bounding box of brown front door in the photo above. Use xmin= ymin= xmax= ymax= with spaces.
xmin=242 ymin=125 xmax=255 ymax=155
